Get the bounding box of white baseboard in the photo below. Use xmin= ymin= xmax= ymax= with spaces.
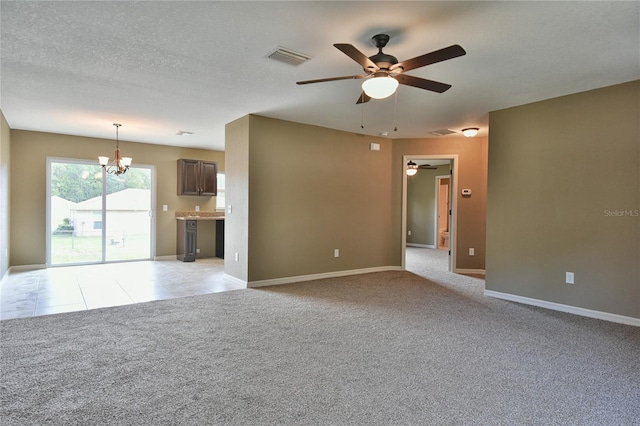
xmin=223 ymin=274 xmax=247 ymax=287
xmin=484 ymin=290 xmax=640 ymax=327
xmin=455 ymin=268 xmax=486 ymax=276
xmin=8 ymin=264 xmax=46 ymax=273
xmin=247 ymin=266 xmax=403 ymax=288
xmin=407 ymin=243 xmax=436 ymax=249
xmin=154 ymin=255 xmax=177 ymax=261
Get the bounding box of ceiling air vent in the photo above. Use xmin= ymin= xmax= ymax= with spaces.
xmin=429 ymin=129 xmax=457 ymax=136
xmin=268 ymin=47 xmax=312 ymax=66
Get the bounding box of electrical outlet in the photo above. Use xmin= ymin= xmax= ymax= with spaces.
xmin=566 ymin=272 xmax=574 ymax=284
xmin=227 ymin=205 xmax=232 ymax=214
xmin=334 ymin=249 xmax=340 ymax=258
xmin=469 ymin=248 xmax=475 ymax=256
xmin=196 ymin=248 xmax=200 ymax=253
xmin=163 ymin=204 xmax=168 ymax=212
xmin=195 ymin=205 xmax=200 ymax=212
xmin=408 ymin=230 xmax=412 ymax=236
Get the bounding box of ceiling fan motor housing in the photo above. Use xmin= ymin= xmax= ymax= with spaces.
xmin=367 ymin=34 xmax=399 ymax=73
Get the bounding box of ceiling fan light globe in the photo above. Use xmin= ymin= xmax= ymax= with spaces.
xmin=406 ymin=160 xmax=418 ymax=176
xmin=362 ymin=76 xmax=398 ymax=99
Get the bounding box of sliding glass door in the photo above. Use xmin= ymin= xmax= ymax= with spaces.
xmin=47 ymin=158 xmax=153 ymax=266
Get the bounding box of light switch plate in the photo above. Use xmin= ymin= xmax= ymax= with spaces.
xmin=566 ymin=272 xmax=574 ymax=284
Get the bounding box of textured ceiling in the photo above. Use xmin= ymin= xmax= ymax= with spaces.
xmin=1 ymin=1 xmax=639 ymax=151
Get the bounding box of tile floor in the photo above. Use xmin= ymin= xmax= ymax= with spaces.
xmin=0 ymin=258 xmax=244 ymax=320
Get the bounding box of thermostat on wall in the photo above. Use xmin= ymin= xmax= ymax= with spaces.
xmin=461 ymin=189 xmax=472 ymax=196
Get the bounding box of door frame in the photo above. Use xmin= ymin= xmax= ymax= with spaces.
xmin=402 ymin=154 xmax=458 ymax=272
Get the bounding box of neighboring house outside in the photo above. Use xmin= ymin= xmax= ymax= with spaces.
xmin=71 ymin=188 xmax=150 ymax=243
xmin=50 ymin=195 xmax=77 ymax=235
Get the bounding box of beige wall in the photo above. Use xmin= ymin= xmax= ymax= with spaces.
xmin=224 ymin=116 xmax=250 ymax=282
xmin=0 ymin=111 xmax=10 ymax=278
xmin=487 ymin=80 xmax=639 ymax=318
xmin=231 ymin=115 xmax=394 ymax=283
xmin=224 ymin=115 xmax=489 ymax=283
xmin=394 ymin=136 xmax=489 ymax=271
xmin=10 ymin=130 xmax=223 ymax=266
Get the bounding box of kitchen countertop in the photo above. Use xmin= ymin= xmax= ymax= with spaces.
xmin=175 ymin=211 xmax=225 ymax=220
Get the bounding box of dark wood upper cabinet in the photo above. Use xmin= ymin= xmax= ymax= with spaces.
xmin=177 ymin=159 xmax=217 ymax=196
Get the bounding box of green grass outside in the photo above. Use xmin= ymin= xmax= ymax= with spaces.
xmin=51 ymin=233 xmax=151 ymax=264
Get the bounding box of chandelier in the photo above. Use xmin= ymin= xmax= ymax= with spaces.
xmin=99 ymin=123 xmax=132 ymax=175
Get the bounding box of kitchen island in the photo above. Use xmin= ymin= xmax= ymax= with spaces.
xmin=176 ymin=212 xmax=224 ymax=261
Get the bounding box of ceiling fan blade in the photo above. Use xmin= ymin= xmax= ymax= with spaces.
xmin=356 ymin=92 xmax=371 ymax=104
xmin=391 ymin=44 xmax=466 ymax=73
xmin=297 ymin=74 xmax=366 ymax=85
xmin=395 ymin=74 xmax=452 ymax=93
xmin=334 ymin=43 xmax=378 ymax=71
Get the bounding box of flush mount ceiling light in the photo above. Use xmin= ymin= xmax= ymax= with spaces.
xmin=406 ymin=160 xmax=418 ymax=176
xmin=99 ymin=123 xmax=132 ymax=175
xmin=462 ymin=127 xmax=479 ymax=137
xmin=362 ymin=74 xmax=399 ymax=99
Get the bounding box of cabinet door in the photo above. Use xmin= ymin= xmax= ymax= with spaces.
xmin=177 ymin=159 xmax=199 ymax=195
xmin=199 ymin=161 xmax=218 ymax=196
xmin=186 ymin=229 xmax=197 ymax=258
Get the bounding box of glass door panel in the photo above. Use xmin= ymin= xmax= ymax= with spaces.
xmin=49 ymin=161 xmax=104 ymax=265
xmin=105 ymin=168 xmax=152 ymax=262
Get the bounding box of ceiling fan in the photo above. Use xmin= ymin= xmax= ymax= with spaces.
xmin=406 ymin=160 xmax=438 ymax=176
xmin=408 ymin=160 xmax=437 ymax=170
xmin=297 ymin=34 xmax=466 ymax=104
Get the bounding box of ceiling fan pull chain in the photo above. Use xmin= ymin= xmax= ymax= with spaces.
xmin=394 ymin=90 xmax=398 ymax=132
xmin=361 ymin=98 xmax=365 ymax=129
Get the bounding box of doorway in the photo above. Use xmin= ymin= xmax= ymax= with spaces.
xmin=47 ymin=158 xmax=154 ymax=266
xmin=402 ymin=155 xmax=458 ymax=272
xmin=435 ymin=175 xmax=450 ymax=250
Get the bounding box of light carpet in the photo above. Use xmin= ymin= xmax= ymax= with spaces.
xmin=1 ymin=269 xmax=639 ymax=425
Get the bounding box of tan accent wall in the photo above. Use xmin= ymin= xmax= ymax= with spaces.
xmin=487 ymin=80 xmax=639 ymax=318
xmin=393 ymin=136 xmax=489 ymax=271
xmin=224 ymin=116 xmax=250 ymax=282
xmin=0 ymin=111 xmax=10 ymax=278
xmin=9 ymin=130 xmax=223 ymax=266
xmin=229 ymin=115 xmax=394 ymax=283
